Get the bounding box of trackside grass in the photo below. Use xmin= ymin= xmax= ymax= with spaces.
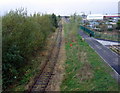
xmin=61 ymin=18 xmax=120 ymax=91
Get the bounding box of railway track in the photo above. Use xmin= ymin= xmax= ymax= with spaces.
xmin=109 ymin=45 xmax=120 ymax=55
xmin=28 ymin=24 xmax=62 ymax=92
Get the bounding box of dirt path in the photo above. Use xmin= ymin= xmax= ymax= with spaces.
xmin=45 ymin=20 xmax=66 ymax=91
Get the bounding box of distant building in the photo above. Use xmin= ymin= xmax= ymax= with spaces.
xmin=107 ymin=24 xmax=113 ymax=29
xmin=104 ymin=14 xmax=120 ymax=23
xmin=87 ymin=14 xmax=120 ymax=21
xmin=118 ymin=1 xmax=120 ymax=14
xmin=87 ymin=14 xmax=104 ymax=21
xmin=104 ymin=15 xmax=120 ymax=19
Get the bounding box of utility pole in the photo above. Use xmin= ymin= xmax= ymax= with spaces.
xmin=90 ymin=11 xmax=91 ymax=15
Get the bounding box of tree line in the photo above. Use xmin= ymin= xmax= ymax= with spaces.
xmin=2 ymin=8 xmax=58 ymax=90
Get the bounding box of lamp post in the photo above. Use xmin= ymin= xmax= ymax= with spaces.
xmin=81 ymin=12 xmax=85 ymax=25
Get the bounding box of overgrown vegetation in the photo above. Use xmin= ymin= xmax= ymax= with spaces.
xmin=61 ymin=16 xmax=120 ymax=91
xmin=2 ymin=8 xmax=58 ymax=90
xmin=117 ymin=20 xmax=120 ymax=30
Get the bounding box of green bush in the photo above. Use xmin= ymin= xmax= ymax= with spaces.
xmin=51 ymin=13 xmax=58 ymax=28
xmin=2 ymin=8 xmax=58 ymax=90
xmin=108 ymin=28 xmax=113 ymax=31
xmin=116 ymin=20 xmax=120 ymax=30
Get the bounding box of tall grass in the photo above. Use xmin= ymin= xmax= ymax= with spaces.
xmin=61 ymin=16 xmax=120 ymax=91
xmin=2 ymin=8 xmax=58 ymax=90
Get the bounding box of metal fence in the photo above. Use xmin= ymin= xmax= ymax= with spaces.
xmin=80 ymin=25 xmax=95 ymax=37
xmin=80 ymin=25 xmax=120 ymax=41
xmin=94 ymin=32 xmax=120 ymax=41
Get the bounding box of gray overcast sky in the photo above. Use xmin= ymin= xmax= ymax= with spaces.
xmin=0 ymin=0 xmax=119 ymax=16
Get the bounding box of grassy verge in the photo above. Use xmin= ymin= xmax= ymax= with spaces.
xmin=61 ymin=18 xmax=120 ymax=91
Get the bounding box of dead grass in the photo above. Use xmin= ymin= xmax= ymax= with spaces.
xmin=45 ymin=20 xmax=66 ymax=91
xmin=76 ymin=63 xmax=93 ymax=82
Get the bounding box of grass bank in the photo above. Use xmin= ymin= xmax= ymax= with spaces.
xmin=61 ymin=18 xmax=120 ymax=91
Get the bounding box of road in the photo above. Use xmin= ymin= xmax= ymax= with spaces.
xmin=79 ymin=30 xmax=120 ymax=80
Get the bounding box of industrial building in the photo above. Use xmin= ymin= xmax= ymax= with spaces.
xmin=87 ymin=14 xmax=104 ymax=20
xmin=87 ymin=14 xmax=120 ymax=21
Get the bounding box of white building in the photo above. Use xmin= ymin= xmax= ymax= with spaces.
xmin=87 ymin=14 xmax=104 ymax=20
xmin=87 ymin=14 xmax=120 ymax=21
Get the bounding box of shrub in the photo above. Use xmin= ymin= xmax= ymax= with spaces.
xmin=116 ymin=20 xmax=120 ymax=30
xmin=51 ymin=13 xmax=58 ymax=28
xmin=2 ymin=8 xmax=58 ymax=90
